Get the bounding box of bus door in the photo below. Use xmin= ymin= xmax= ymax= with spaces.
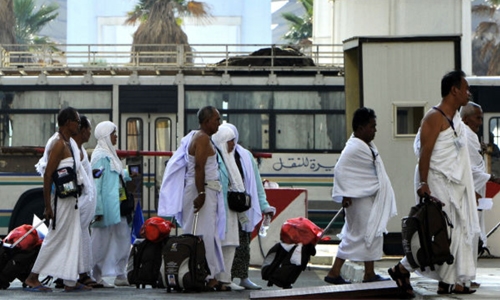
xmin=120 ymin=113 xmax=176 ymax=218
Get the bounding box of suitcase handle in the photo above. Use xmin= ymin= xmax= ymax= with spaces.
xmin=192 ymin=213 xmax=199 ymax=235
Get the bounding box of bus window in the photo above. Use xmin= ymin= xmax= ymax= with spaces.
xmin=156 ymin=118 xmax=172 ymax=152
xmin=126 ymin=118 xmax=143 ymax=151
xmin=488 ymin=117 xmax=500 ymax=177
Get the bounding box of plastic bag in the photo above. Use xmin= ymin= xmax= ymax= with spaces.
xmin=280 ymin=217 xmax=330 ymax=245
xmin=3 ymin=224 xmax=42 ymax=251
xmin=139 ymin=217 xmax=174 ymax=243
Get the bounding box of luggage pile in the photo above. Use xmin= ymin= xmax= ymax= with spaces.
xmin=0 ymin=224 xmax=43 ymax=289
xmin=262 ymin=216 xmax=331 ymax=289
xmin=127 ymin=217 xmax=173 ymax=289
xmin=128 ymin=215 xmax=210 ymax=293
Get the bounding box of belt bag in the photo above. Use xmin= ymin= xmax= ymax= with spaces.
xmin=228 ymin=191 xmax=251 ymax=213
xmin=52 ymin=167 xmax=81 ymax=198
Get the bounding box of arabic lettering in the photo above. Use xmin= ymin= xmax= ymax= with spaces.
xmin=272 ymin=157 xmax=334 ymax=172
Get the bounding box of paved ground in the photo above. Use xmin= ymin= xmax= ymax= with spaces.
xmin=3 ymin=246 xmax=500 ymax=299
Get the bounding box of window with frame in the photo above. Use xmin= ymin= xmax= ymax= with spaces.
xmin=393 ymin=103 xmax=425 ymax=137
xmin=185 ymin=88 xmax=346 ymax=152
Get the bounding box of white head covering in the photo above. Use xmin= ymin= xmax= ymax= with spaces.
xmin=91 ymin=121 xmax=123 ymax=175
xmin=212 ymin=126 xmax=245 ymax=192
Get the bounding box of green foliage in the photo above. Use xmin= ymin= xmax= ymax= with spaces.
xmin=282 ymin=0 xmax=313 ymax=44
xmin=14 ymin=0 xmax=59 ymax=46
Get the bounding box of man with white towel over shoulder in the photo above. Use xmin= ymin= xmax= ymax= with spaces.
xmin=324 ymin=107 xmax=397 ymax=285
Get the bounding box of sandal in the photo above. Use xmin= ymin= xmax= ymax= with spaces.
xmin=78 ymin=275 xmax=104 ymax=288
xmin=388 ymin=263 xmax=415 ymax=299
xmin=324 ymin=275 xmax=351 ymax=285
xmin=437 ymin=282 xmax=476 ymax=295
xmin=214 ymin=282 xmax=231 ymax=291
xmin=437 ymin=281 xmax=454 ymax=294
xmin=64 ymin=283 xmax=92 ymax=292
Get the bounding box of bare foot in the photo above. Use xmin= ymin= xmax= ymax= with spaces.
xmin=24 ymin=274 xmax=42 ymax=289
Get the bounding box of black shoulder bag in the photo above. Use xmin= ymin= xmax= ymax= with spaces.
xmin=216 ymin=148 xmax=251 ymax=213
xmin=51 ymin=137 xmax=81 ymax=229
xmin=119 ymin=175 xmax=135 ymax=217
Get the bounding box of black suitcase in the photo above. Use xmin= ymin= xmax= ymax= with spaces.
xmin=161 ymin=213 xmax=209 ymax=292
xmin=127 ymin=238 xmax=165 ymax=289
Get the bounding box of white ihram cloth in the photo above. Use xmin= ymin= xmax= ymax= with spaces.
xmin=31 ymin=157 xmax=85 ymax=281
xmin=409 ymin=114 xmax=480 ymax=284
xmin=79 ymin=145 xmax=96 ymax=272
xmin=465 ymin=125 xmax=489 ymax=247
xmin=183 ymin=154 xmax=225 ymax=278
xmin=158 ymin=130 xmax=226 ymax=237
xmin=332 ymin=135 xmax=397 ymax=261
xmin=158 ymin=131 xmax=226 ymax=278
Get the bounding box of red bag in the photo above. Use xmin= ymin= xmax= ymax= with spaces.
xmin=139 ymin=217 xmax=174 ymax=243
xmin=280 ymin=217 xmax=330 ymax=245
xmin=3 ymin=224 xmax=42 ymax=251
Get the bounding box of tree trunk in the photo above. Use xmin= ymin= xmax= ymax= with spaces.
xmin=0 ymin=0 xmax=16 ymax=45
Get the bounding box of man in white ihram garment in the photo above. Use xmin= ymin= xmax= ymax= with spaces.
xmin=324 ymin=107 xmax=397 ymax=285
xmin=460 ymin=101 xmax=500 ymax=288
xmin=389 ymin=70 xmax=480 ymax=298
xmin=25 ymin=107 xmax=91 ymax=292
xmin=158 ymin=106 xmax=226 ymax=290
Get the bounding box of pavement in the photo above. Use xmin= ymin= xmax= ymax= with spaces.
xmin=3 ymin=244 xmax=500 ymax=299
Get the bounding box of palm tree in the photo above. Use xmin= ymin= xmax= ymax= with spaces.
xmin=0 ymin=0 xmax=16 ymax=45
xmin=472 ymin=0 xmax=500 ymax=75
xmin=282 ymin=0 xmax=313 ymax=45
xmin=125 ymin=0 xmax=210 ymax=64
xmin=13 ymin=0 xmax=59 ymax=46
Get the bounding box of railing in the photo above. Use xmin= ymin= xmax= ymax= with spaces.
xmin=0 ymin=43 xmax=344 ymax=76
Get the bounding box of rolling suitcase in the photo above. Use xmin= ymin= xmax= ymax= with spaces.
xmin=161 ymin=213 xmax=209 ymax=292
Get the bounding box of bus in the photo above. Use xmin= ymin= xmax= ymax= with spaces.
xmin=0 ymin=43 xmax=345 ymax=237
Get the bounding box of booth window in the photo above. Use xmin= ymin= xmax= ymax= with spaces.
xmin=393 ymin=103 xmax=425 ymax=137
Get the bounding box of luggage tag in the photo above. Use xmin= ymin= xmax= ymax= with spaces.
xmin=119 ymin=187 xmax=127 ymax=201
xmin=453 ymin=135 xmax=463 ymax=151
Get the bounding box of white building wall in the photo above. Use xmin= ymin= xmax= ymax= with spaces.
xmin=313 ymin=0 xmax=472 ymax=74
xmin=67 ymin=0 xmax=271 ymax=46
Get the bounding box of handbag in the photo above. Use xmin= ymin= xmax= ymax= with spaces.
xmin=227 ymin=191 xmax=251 ymax=212
xmin=52 ymin=140 xmax=81 ymax=199
xmin=119 ymin=175 xmax=135 ymax=217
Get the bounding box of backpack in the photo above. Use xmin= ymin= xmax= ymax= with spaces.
xmin=261 ymin=242 xmax=316 ymax=289
xmin=0 ymin=244 xmax=41 ymax=289
xmin=127 ymin=238 xmax=165 ymax=288
xmin=401 ymin=195 xmax=454 ymax=271
xmin=161 ymin=234 xmax=209 ymax=293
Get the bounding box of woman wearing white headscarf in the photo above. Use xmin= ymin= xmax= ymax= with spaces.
xmin=90 ymin=121 xmax=130 ymax=287
xmin=222 ymin=123 xmax=275 ymax=290
xmin=211 ymin=125 xmax=245 ymax=291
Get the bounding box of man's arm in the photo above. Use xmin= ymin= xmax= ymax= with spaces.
xmin=193 ymin=133 xmax=211 ymax=213
xmin=417 ymin=111 xmax=442 ymax=197
xmin=43 ymin=139 xmax=65 ymax=220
